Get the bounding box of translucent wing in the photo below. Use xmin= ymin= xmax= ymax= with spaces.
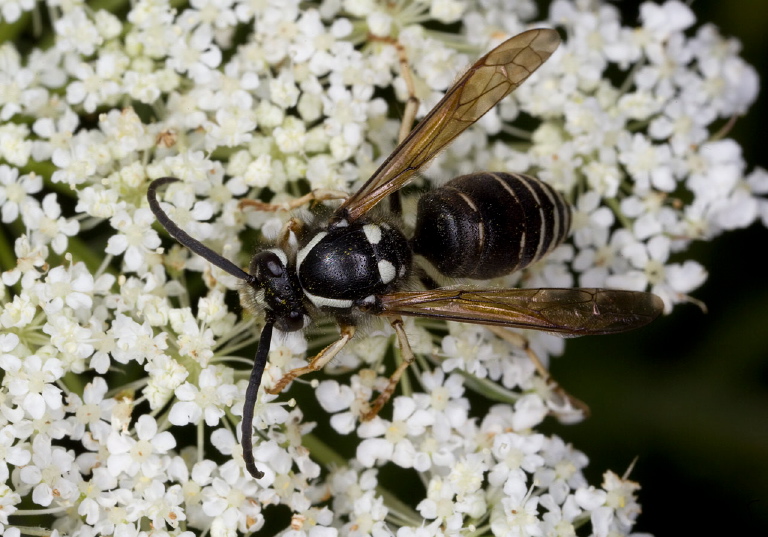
xmin=335 ymin=28 xmax=561 ymax=223
xmin=375 ymin=288 xmax=664 ymax=336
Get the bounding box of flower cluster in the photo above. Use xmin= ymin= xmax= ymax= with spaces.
xmin=0 ymin=0 xmax=762 ymax=536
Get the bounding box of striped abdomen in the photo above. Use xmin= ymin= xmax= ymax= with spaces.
xmin=411 ymin=172 xmax=571 ymax=279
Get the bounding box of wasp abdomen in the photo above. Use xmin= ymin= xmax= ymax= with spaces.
xmin=411 ymin=172 xmax=571 ymax=279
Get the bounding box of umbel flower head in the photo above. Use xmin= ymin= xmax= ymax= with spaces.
xmin=0 ymin=1 xmax=762 ymax=536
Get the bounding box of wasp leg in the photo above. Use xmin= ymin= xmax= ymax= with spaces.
xmin=486 ymin=326 xmax=590 ymax=420
xmin=238 ymin=190 xmax=349 ymax=213
xmin=369 ymin=34 xmax=420 ymax=143
xmin=275 ymin=217 xmax=306 ymax=251
xmin=267 ymin=323 xmax=356 ymax=394
xmin=369 ymin=34 xmax=420 ymax=217
xmin=395 ymin=55 xmax=419 ymax=145
xmin=362 ymin=316 xmax=415 ymax=421
xmin=389 ymin=58 xmax=417 ymax=217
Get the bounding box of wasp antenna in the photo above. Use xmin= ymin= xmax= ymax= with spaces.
xmin=147 ymin=177 xmax=255 ymax=284
xmin=241 ymin=319 xmax=274 ymax=479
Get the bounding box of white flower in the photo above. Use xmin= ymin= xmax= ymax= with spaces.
xmin=166 ymin=25 xmax=223 ymax=84
xmin=2 ymin=352 xmax=64 ymax=420
xmin=38 ymin=263 xmax=94 ymax=313
xmin=64 ymin=58 xmax=122 ymax=114
xmin=32 ymin=107 xmax=80 ymax=161
xmin=316 ymin=380 xmax=355 ymax=414
xmin=50 ymin=131 xmax=103 ymax=187
xmin=0 ymin=0 xmax=35 ymax=23
xmin=125 ymin=480 xmax=188 ymax=530
xmin=200 ymin=465 xmax=262 ymax=532
xmin=640 ymin=0 xmax=695 ymax=40
xmin=0 ymin=121 xmax=32 ymax=166
xmin=105 ymin=208 xmax=162 ymax=272
xmin=608 ymin=233 xmax=707 ymax=310
xmin=490 ymin=478 xmax=542 ymax=536
xmin=416 ymin=476 xmax=463 ymax=528
xmin=356 ymin=396 xmax=434 ymax=469
xmin=0 ymin=422 xmax=32 ymax=482
xmin=54 ymin=7 xmax=104 ymax=56
xmin=19 ymin=435 xmax=77 ymax=507
xmin=570 ymin=191 xmax=614 ymax=248
xmin=66 ymin=377 xmax=114 ymax=443
xmin=22 ymin=193 xmax=79 ymax=254
xmin=441 ymin=323 xmax=499 ymax=378
xmin=42 ymin=315 xmax=94 ymax=373
xmin=0 ymin=165 xmax=42 ymax=223
xmin=617 ymin=132 xmax=676 ymax=193
xmin=534 ymin=436 xmax=589 ymax=504
xmin=106 ymin=414 xmax=176 ymax=477
xmin=169 ymin=365 xmax=238 ymax=427
xmin=145 ymin=354 xmax=189 ymax=408
xmin=205 ymin=107 xmax=257 ymax=149
xmin=430 ymin=0 xmax=464 ymax=24
xmin=110 ymin=313 xmax=168 ymax=365
xmin=489 ymin=432 xmax=546 ymax=488
xmin=0 ymin=291 xmax=37 ymax=328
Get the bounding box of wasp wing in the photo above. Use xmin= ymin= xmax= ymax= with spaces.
xmin=336 ymin=28 xmax=561 ymax=223
xmin=375 ymin=288 xmax=663 ymax=336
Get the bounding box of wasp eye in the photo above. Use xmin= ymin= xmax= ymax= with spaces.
xmin=250 ymin=251 xmax=285 ymax=281
xmin=265 ymin=258 xmax=283 ymax=277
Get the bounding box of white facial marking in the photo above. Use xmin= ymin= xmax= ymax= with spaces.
xmin=378 ymin=259 xmax=396 ymax=284
xmin=363 ymin=224 xmax=382 ymax=245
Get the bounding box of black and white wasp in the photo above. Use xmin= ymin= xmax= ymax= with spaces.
xmin=147 ymin=29 xmax=663 ymax=479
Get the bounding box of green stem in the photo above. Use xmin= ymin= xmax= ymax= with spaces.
xmin=604 ymin=196 xmax=632 ymax=230
xmin=301 ymin=432 xmax=347 ymax=468
xmin=12 ymin=525 xmax=59 ymax=536
xmin=459 ymin=371 xmax=521 ymax=404
xmin=0 ymin=220 xmax=16 ymax=272
xmin=88 ymin=0 xmax=132 ymax=13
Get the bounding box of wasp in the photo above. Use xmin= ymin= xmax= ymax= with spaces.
xmin=147 ymin=29 xmax=663 ymax=479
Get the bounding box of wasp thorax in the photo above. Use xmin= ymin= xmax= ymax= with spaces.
xmin=249 ymin=250 xmax=306 ymax=332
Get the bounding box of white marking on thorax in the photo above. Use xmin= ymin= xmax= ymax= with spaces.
xmin=363 ymin=224 xmax=382 ymax=245
xmin=377 ymin=259 xmax=396 ymax=284
xmin=359 ymin=295 xmax=376 ymax=307
xmin=303 ymin=288 xmax=353 ymax=310
xmin=296 ymin=231 xmax=327 ymax=272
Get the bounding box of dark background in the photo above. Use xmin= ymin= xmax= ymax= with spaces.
xmin=545 ymin=1 xmax=768 ymax=534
